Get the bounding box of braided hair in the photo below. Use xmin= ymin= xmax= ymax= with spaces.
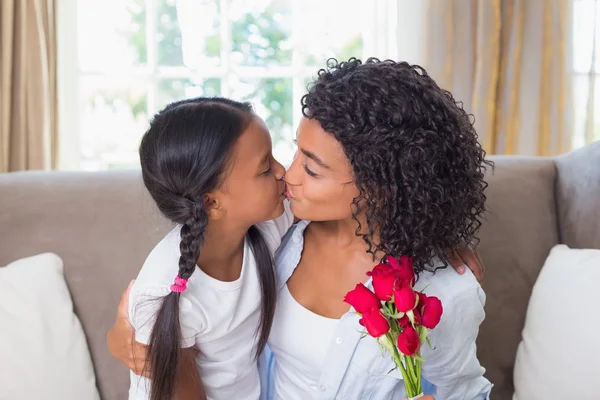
xmin=139 ymin=97 xmax=276 ymax=400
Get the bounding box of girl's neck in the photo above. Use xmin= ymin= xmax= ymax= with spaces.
xmin=195 ymin=220 xmax=249 ymax=282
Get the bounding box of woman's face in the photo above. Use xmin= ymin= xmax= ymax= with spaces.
xmin=284 ymin=117 xmax=360 ymax=221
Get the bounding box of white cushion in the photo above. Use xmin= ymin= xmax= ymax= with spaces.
xmin=513 ymin=245 xmax=600 ymax=400
xmin=0 ymin=253 xmax=100 ymax=400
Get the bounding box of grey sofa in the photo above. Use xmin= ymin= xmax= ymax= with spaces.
xmin=0 ymin=141 xmax=598 ymax=400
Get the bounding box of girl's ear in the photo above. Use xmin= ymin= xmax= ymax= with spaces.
xmin=204 ymin=193 xmax=224 ymax=220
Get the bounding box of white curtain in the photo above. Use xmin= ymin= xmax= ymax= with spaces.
xmin=573 ymin=0 xmax=600 ymax=148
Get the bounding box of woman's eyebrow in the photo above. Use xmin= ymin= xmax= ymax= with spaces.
xmin=300 ymin=148 xmax=330 ymax=169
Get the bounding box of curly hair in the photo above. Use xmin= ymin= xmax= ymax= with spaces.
xmin=301 ymin=58 xmax=493 ymax=273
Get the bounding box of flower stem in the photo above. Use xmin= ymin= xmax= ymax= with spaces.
xmin=391 ymin=339 xmax=413 ymax=394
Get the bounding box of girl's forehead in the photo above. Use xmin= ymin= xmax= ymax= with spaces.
xmin=228 ymin=119 xmax=272 ymax=166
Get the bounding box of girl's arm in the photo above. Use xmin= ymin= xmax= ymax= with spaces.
xmin=108 ymin=283 xmax=207 ymax=399
xmin=174 ymin=348 xmax=206 ymax=400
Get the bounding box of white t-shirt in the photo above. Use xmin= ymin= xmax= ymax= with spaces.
xmin=268 ymin=284 xmax=339 ymax=400
xmin=128 ymin=201 xmax=293 ymax=400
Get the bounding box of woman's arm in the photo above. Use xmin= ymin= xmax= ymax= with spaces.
xmin=107 ymin=281 xmax=149 ymax=377
xmin=420 ymin=285 xmax=492 ymax=400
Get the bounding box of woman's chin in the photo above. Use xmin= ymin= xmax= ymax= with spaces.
xmin=289 ymin=201 xmax=308 ymax=221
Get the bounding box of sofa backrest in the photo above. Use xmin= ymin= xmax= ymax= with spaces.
xmin=555 ymin=141 xmax=600 ymax=249
xmin=0 ymin=171 xmax=171 ymax=399
xmin=476 ymin=156 xmax=559 ymax=399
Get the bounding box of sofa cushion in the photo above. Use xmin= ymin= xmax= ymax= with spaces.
xmin=0 ymin=253 xmax=101 ymax=400
xmin=513 ymin=245 xmax=600 ymax=400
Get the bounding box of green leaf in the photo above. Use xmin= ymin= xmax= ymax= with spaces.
xmin=412 ymin=354 xmax=425 ymax=362
xmin=381 ymin=307 xmax=393 ymax=318
xmin=425 ymin=336 xmax=435 ymax=350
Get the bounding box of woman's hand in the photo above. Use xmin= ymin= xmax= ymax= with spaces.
xmin=446 ymin=244 xmax=485 ymax=283
xmin=106 ymin=280 xmax=151 ymax=377
xmin=402 ymin=396 xmax=435 ymax=400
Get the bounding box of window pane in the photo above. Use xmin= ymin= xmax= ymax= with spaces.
xmin=156 ymin=78 xmax=222 ymax=110
xmin=297 ymin=0 xmax=364 ymax=66
xmin=231 ymin=77 xmax=295 ymax=164
xmin=572 ymin=74 xmax=600 ymax=149
xmin=158 ymin=0 xmax=221 ymax=67
xmin=80 ymin=77 xmax=149 ymax=170
xmin=78 ymin=0 xmax=147 ymax=71
xmin=573 ymin=0 xmax=598 ymax=73
xmin=230 ymin=0 xmax=293 ymax=66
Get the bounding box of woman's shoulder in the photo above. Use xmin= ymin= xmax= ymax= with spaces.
xmin=273 ymin=220 xmax=310 ymax=287
xmin=275 ymin=220 xmax=310 ymax=253
xmin=415 ymin=260 xmax=485 ymax=310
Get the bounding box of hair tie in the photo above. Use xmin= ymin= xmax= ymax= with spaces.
xmin=170 ymin=276 xmax=188 ymax=293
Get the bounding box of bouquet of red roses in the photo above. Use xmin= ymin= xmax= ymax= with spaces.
xmin=344 ymin=255 xmax=443 ymax=399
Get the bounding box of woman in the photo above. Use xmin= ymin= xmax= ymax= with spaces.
xmin=109 ymin=58 xmax=491 ymax=399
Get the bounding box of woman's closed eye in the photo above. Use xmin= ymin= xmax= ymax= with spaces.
xmin=303 ymin=164 xmax=318 ymax=177
xmin=293 ymin=140 xmax=319 ymax=177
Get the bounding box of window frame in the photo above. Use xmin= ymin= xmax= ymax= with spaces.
xmin=57 ymin=0 xmax=399 ymax=169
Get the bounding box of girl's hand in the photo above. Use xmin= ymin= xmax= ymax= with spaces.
xmin=106 ymin=280 xmax=151 ymax=377
xmin=446 ymin=244 xmax=485 ymax=283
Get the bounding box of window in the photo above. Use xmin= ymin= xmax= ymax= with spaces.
xmin=59 ymin=0 xmax=398 ymax=170
xmin=573 ymin=0 xmax=600 ymax=148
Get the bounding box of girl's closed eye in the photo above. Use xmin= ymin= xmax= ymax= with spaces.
xmin=261 ymin=163 xmax=272 ymax=176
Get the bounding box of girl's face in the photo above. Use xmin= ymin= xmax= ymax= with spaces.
xmin=284 ymin=117 xmax=360 ymax=222
xmin=215 ymin=116 xmax=287 ymax=225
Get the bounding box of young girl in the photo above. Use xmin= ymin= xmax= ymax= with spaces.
xmin=128 ymin=97 xmax=293 ymax=400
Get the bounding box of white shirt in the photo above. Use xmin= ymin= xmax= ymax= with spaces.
xmin=128 ymin=201 xmax=293 ymax=400
xmin=268 ymin=285 xmax=339 ymax=400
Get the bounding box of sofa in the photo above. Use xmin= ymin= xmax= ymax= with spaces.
xmin=0 ymin=141 xmax=599 ymax=400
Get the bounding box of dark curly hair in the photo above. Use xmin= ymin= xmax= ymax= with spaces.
xmin=301 ymin=58 xmax=492 ymax=273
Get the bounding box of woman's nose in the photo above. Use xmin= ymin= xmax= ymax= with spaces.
xmin=284 ymin=156 xmax=302 ymax=185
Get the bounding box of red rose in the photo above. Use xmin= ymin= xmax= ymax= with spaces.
xmin=367 ymin=264 xmax=399 ymax=301
xmin=397 ymin=326 xmax=421 ymax=356
xmin=344 ymin=283 xmax=381 ymax=313
xmin=398 ymin=314 xmax=409 ymax=329
xmin=398 ymin=308 xmax=422 ymax=329
xmin=387 ymin=255 xmax=415 ymax=285
xmin=394 ymin=286 xmax=418 ymax=313
xmin=421 ymin=296 xmax=443 ymax=329
xmin=417 ymin=292 xmax=428 ymax=310
xmin=359 ymin=308 xmax=390 ymax=337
